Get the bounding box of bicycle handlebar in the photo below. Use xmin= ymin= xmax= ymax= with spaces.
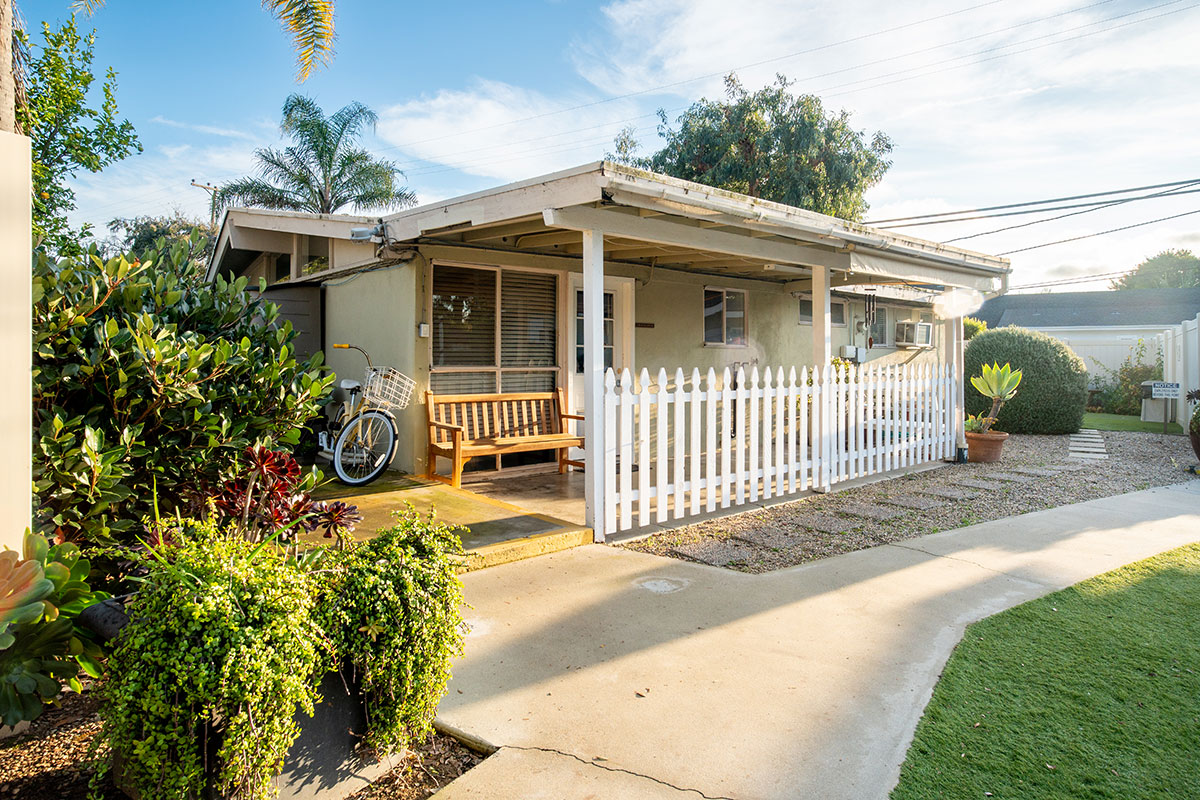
xmin=331 ymin=343 xmax=372 ymax=367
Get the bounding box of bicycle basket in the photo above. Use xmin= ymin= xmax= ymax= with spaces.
xmin=363 ymin=366 xmax=416 ymax=410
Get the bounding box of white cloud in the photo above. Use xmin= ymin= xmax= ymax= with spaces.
xmin=150 ymin=115 xmax=256 ymax=140
xmin=70 ymin=142 xmax=259 ymax=232
xmin=375 ymin=79 xmax=643 ymax=183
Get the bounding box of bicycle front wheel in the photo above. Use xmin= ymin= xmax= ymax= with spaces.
xmin=332 ymin=409 xmax=398 ymax=486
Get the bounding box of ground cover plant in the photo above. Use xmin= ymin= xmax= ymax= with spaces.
xmin=891 ymin=543 xmax=1200 ymax=800
xmin=1082 ymin=412 xmax=1183 ymax=435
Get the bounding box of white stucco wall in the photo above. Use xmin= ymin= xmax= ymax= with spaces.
xmin=1 ymin=132 xmax=31 ymax=550
xmin=317 ymin=253 xmax=950 ymax=478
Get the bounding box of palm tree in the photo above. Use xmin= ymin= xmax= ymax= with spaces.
xmin=0 ymin=0 xmax=337 ymax=133
xmin=215 ymin=94 xmax=416 ymax=216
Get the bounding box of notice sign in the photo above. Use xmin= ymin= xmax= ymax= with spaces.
xmin=1151 ymin=381 xmax=1181 ymax=399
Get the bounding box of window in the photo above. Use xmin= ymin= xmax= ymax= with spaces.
xmin=703 ymin=288 xmax=747 ymax=346
xmin=919 ymin=311 xmax=933 ymax=325
xmin=575 ymin=290 xmax=615 ymax=374
xmin=429 ymin=264 xmax=558 ymax=394
xmin=797 ymin=296 xmax=845 ymax=326
xmin=869 ymin=306 xmax=889 ymax=347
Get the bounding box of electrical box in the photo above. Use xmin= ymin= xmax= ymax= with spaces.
xmin=418 ymin=322 xmax=430 ymax=338
xmin=895 ymin=321 xmax=933 ymax=349
xmin=840 ymin=345 xmax=863 ymax=363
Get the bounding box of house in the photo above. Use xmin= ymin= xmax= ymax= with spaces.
xmin=975 ymin=288 xmax=1200 ymax=377
xmin=208 ymin=162 xmax=1010 ymax=540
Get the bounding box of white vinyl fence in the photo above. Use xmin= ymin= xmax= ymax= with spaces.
xmin=1158 ymin=313 xmax=1200 ymax=424
xmin=602 ymin=363 xmax=957 ymax=535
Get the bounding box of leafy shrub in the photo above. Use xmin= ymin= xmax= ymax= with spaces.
xmin=95 ymin=520 xmax=323 ymax=800
xmin=963 ymin=316 xmax=987 ymax=340
xmin=95 ymin=509 xmax=464 ymax=799
xmin=1091 ymin=340 xmax=1162 ymax=416
xmin=317 ymin=509 xmax=466 ymax=753
xmin=965 ymin=326 xmax=1087 ymax=434
xmin=32 ymin=237 xmax=334 ymax=549
xmin=1188 ymin=389 xmax=1200 ymax=437
xmin=0 ymin=532 xmax=107 ymax=726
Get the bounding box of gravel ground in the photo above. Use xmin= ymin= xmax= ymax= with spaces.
xmin=0 ymin=691 xmax=482 ymax=800
xmin=623 ymin=431 xmax=1199 ymax=573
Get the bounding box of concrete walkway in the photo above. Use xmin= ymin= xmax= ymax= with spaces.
xmin=433 ymin=481 xmax=1200 ymax=800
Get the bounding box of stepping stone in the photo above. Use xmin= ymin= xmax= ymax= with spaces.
xmin=880 ymin=494 xmax=945 ymax=510
xmin=1069 ymin=452 xmax=1108 ymax=460
xmin=838 ymin=501 xmax=907 ymax=521
xmin=983 ymin=472 xmax=1035 ymax=483
xmin=1047 ymin=463 xmax=1087 ymax=471
xmin=1078 ymin=428 xmax=1100 ymax=433
xmin=954 ymin=478 xmax=1009 ymax=490
xmin=669 ymin=538 xmax=762 ymax=568
xmin=1009 ymin=468 xmax=1060 ymax=477
xmin=915 ymin=486 xmax=977 ymax=500
xmin=791 ymin=512 xmax=860 ymax=534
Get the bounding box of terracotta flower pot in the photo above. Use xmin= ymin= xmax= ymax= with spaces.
xmin=965 ymin=430 xmax=1009 ymax=463
xmin=1190 ymin=430 xmax=1200 ymax=463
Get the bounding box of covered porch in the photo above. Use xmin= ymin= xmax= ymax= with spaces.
xmin=212 ymin=162 xmax=1010 ymax=545
xmin=383 ymin=164 xmax=1007 ymax=540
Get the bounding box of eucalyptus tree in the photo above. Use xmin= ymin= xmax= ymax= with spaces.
xmin=215 ymin=94 xmax=416 ymax=215
xmin=611 ymin=73 xmax=893 ymax=221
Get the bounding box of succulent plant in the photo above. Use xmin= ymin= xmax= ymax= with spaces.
xmin=0 ymin=532 xmax=109 ymax=727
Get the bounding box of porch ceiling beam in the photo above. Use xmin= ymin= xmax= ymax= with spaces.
xmin=458 ymin=218 xmax=548 ymax=242
xmin=514 ymin=229 xmax=585 ymax=248
xmin=543 ymin=206 xmax=851 ymax=271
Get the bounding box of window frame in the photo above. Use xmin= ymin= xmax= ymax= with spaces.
xmin=868 ymin=305 xmax=891 ymax=348
xmin=796 ymin=294 xmax=847 ymax=327
xmin=427 ymin=260 xmax=562 ymax=393
xmin=702 ymin=286 xmax=749 ymax=348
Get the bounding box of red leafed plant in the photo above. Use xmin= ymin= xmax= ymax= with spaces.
xmin=214 ymin=445 xmax=360 ymax=546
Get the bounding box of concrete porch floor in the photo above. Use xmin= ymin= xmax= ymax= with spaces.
xmin=309 ymin=472 xmax=590 ymax=568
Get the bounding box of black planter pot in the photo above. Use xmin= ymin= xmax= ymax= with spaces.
xmin=81 ymin=602 xmax=396 ymax=800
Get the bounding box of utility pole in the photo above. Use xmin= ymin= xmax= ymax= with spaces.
xmin=191 ymin=180 xmax=220 ymax=228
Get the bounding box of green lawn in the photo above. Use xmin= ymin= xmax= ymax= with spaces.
xmin=891 ymin=544 xmax=1200 ymax=800
xmin=1082 ymin=412 xmax=1184 ymax=435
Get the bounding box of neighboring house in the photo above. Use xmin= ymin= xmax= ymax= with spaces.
xmin=976 ymin=288 xmax=1200 ymax=379
xmin=208 ymin=162 xmax=1010 ymax=539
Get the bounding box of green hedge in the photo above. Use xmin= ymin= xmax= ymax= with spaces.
xmin=965 ymin=326 xmax=1087 ymax=434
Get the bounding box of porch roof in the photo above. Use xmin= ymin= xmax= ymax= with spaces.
xmin=208 ymin=162 xmax=1010 ymax=293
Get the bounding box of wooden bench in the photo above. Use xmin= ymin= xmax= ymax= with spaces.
xmin=425 ymin=389 xmax=584 ymax=488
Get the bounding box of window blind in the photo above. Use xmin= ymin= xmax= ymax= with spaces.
xmin=501 ymin=271 xmax=557 ymax=367
xmin=431 ymin=266 xmax=496 ymax=367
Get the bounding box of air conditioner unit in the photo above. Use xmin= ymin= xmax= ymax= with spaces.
xmin=895 ymin=320 xmax=933 ymax=349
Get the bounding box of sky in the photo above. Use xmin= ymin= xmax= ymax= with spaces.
xmin=42 ymin=0 xmax=1200 ymax=292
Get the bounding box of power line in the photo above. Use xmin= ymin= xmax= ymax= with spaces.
xmin=865 ymin=178 xmax=1200 ymax=225
xmin=998 ymin=208 xmax=1200 ymax=255
xmin=1008 ymin=269 xmax=1134 ymax=290
xmin=369 ymin=0 xmax=1013 ymax=155
xmin=817 ymin=0 xmax=1187 ymax=97
xmin=944 ymin=182 xmax=1200 ymax=242
xmin=382 ymin=0 xmax=1121 ymax=167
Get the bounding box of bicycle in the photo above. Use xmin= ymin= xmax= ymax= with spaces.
xmin=318 ymin=344 xmax=415 ymax=486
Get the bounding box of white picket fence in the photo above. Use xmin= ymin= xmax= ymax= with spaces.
xmin=602 ymin=363 xmax=957 ymax=535
xmin=1158 ymin=313 xmax=1200 ymax=424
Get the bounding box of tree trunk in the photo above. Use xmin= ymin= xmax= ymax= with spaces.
xmin=0 ymin=0 xmax=15 ymax=134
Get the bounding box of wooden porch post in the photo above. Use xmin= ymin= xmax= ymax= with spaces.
xmin=582 ymin=229 xmax=606 ymax=541
xmin=946 ymin=316 xmax=966 ymax=458
xmin=811 ymin=266 xmax=831 ymax=491
xmin=811 ymin=266 xmax=831 ymax=366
